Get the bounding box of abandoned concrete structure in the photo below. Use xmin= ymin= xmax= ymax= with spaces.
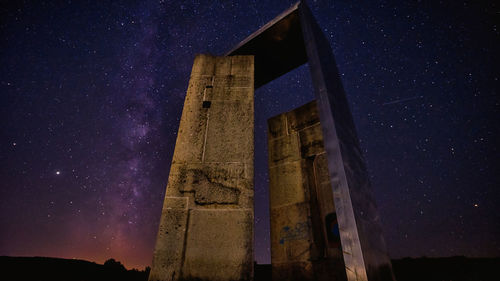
xmin=149 ymin=2 xmax=395 ymax=281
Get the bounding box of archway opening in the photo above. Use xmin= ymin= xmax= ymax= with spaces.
xmin=254 ymin=63 xmax=314 ymax=264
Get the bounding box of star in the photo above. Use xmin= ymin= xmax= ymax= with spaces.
xmin=0 ymin=0 xmax=497 ymax=269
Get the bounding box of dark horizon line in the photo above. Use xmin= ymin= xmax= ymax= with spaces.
xmin=2 ymin=254 xmax=499 ymax=269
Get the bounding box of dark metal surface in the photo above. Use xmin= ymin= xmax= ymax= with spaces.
xmin=226 ymin=3 xmax=306 ymax=89
xmin=298 ymin=3 xmax=395 ymax=280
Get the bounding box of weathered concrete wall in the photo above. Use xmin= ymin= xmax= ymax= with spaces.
xmin=149 ymin=54 xmax=254 ymax=281
xmin=268 ymin=100 xmax=347 ymax=281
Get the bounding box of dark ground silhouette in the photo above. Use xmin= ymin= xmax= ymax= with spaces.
xmin=1 ymin=256 xmax=498 ymax=281
xmin=0 ymin=256 xmax=148 ymax=281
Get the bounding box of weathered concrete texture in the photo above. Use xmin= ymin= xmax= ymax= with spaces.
xmin=268 ymin=100 xmax=347 ymax=281
xmin=149 ymin=54 xmax=254 ymax=281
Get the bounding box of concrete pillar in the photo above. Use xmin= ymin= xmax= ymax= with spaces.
xmin=149 ymin=54 xmax=254 ymax=281
xmin=268 ymin=100 xmax=347 ymax=281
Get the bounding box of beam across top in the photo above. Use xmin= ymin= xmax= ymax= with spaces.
xmin=226 ymin=2 xmax=306 ymax=89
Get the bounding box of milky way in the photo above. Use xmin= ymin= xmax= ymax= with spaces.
xmin=1 ymin=0 xmax=498 ymax=269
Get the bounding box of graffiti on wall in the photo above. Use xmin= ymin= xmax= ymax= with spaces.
xmin=279 ymin=221 xmax=310 ymax=244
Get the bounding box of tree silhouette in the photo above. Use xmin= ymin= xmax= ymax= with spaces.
xmin=103 ymin=258 xmax=126 ymax=272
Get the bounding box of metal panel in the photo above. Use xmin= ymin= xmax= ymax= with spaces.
xmin=226 ymin=3 xmax=306 ymax=89
xmin=298 ymin=2 xmax=395 ymax=281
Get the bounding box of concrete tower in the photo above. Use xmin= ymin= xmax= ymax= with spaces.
xmin=268 ymin=101 xmax=347 ymax=281
xmin=148 ymin=55 xmax=255 ymax=281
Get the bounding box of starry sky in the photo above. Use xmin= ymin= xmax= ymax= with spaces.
xmin=1 ymin=0 xmax=498 ymax=270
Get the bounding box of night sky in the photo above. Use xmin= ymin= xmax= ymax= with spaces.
xmin=1 ymin=0 xmax=498 ymax=270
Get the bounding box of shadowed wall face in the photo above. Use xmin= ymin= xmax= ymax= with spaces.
xmin=149 ymin=54 xmax=254 ymax=281
xmin=268 ymin=101 xmax=347 ymax=281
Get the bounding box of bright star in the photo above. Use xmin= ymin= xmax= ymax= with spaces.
xmin=56 ymin=171 xmax=61 ymax=175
